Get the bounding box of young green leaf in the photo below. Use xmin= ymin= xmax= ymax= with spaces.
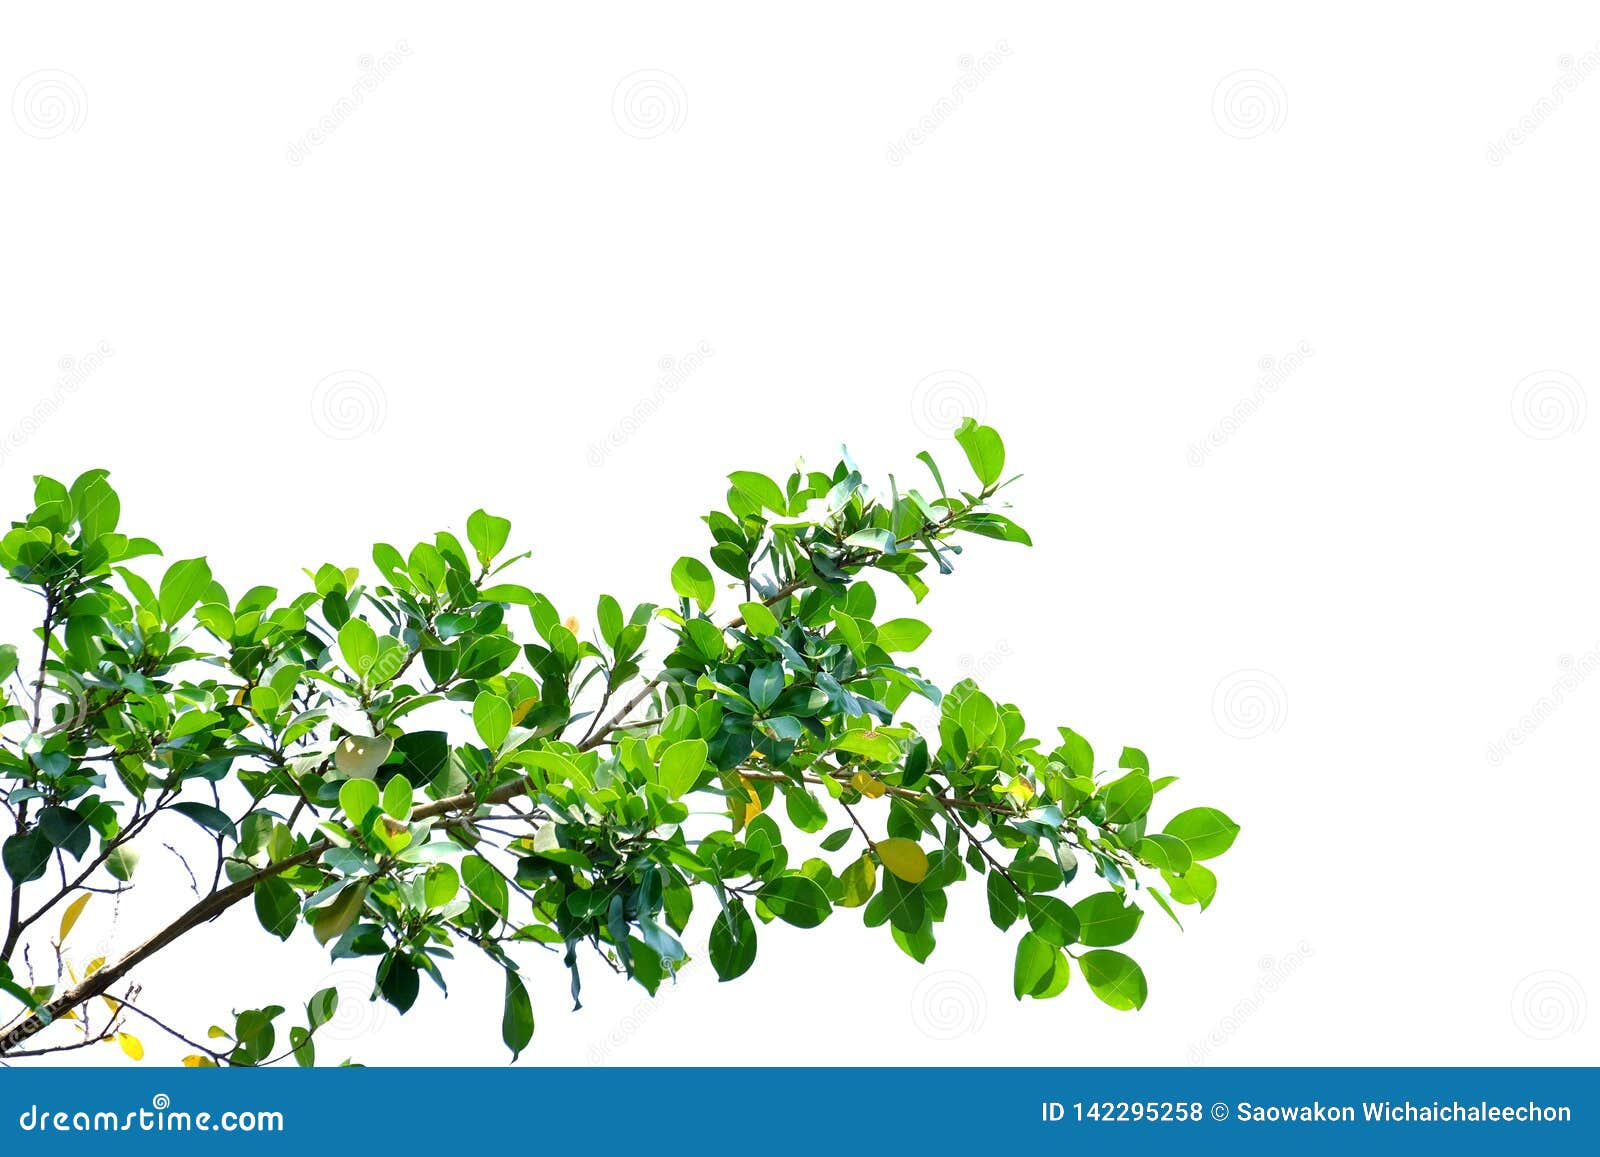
xmin=501 ymin=968 xmax=534 ymax=1061
xmin=953 ymin=418 xmax=1005 ymax=488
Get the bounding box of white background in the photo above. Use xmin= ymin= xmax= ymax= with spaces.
xmin=2 ymin=3 xmax=1596 ymax=1068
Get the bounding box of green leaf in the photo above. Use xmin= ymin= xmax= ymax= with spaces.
xmin=757 ymin=875 xmax=832 ymax=928
xmin=986 ymin=870 xmax=1022 ymax=930
xmin=1080 ymin=949 xmax=1148 ymax=1011
xmin=1013 ymin=930 xmax=1057 ymax=999
xmin=953 ymin=418 xmax=1005 ymax=488
xmin=1136 ymin=833 xmax=1193 ymax=874
xmin=782 ymin=785 xmax=827 ymax=833
xmin=739 ymin=601 xmax=779 ymax=637
xmin=253 ymin=876 xmax=300 ymax=941
xmin=311 ymin=882 xmax=368 ymax=946
xmin=836 ymin=854 xmax=876 ymax=908
xmin=748 ymin=662 xmax=784 ymax=711
xmin=381 ymin=774 xmax=413 ymax=821
xmin=1009 ymin=851 xmax=1064 ymax=894
xmin=1163 ymin=807 xmax=1240 ymax=860
xmin=3 ymin=832 xmax=52 ymax=884
xmin=423 ymin=863 xmax=459 ymax=909
xmin=105 ymin=845 xmax=139 ymax=882
xmin=510 ymin=749 xmax=592 ymax=789
xmin=1057 ymin=727 xmax=1094 ymax=778
xmin=819 ymin=828 xmax=853 ymax=853
xmin=501 ymin=968 xmax=534 ymax=1061
xmin=172 ymin=802 xmax=237 ymax=841
xmin=462 ymin=855 xmax=509 ymax=920
xmin=875 ymin=618 xmax=931 ymax=653
xmin=1072 ymin=892 xmax=1144 ymax=947
xmin=473 ymin=692 xmax=512 ymax=751
xmin=466 ymin=509 xmax=512 ymax=568
xmin=1165 ymin=863 xmax=1218 ymax=910
xmin=728 ymin=471 xmax=789 ymax=517
xmin=338 ymin=618 xmax=379 ymax=682
xmin=338 ymin=778 xmax=381 ymax=825
xmin=596 ymin=594 xmax=624 ymax=646
xmin=709 ymin=899 xmax=757 ymax=981
xmin=1100 ymin=772 xmax=1153 ymax=825
xmin=657 ymin=738 xmax=707 ymax=799
xmin=1025 ymin=894 xmax=1080 ymax=947
xmin=307 ymin=987 xmax=339 ymax=1030
xmin=670 ymin=557 xmax=715 ymax=612
xmin=290 ymin=1025 xmax=315 ymax=1067
xmin=158 ymin=557 xmax=212 ymax=626
xmin=881 ymin=871 xmax=925 ymax=933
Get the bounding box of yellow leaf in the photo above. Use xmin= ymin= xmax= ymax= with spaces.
xmin=732 ymin=775 xmax=762 ymax=828
xmin=850 ymin=771 xmax=887 ymax=799
xmin=876 ymin=837 xmax=929 ymax=884
xmin=232 ymin=687 xmax=248 ymax=706
xmin=1003 ymin=775 xmax=1035 ymax=802
xmin=60 ymin=1008 xmax=78 ymax=1021
xmin=182 ymin=1055 xmax=217 ymax=1067
xmin=116 ymin=1032 xmax=145 ymax=1061
xmin=510 ymin=696 xmax=538 ymax=726
xmin=101 ymin=996 xmax=120 ymax=1015
xmin=207 ymin=1025 xmax=230 ymax=1039
xmin=58 ymin=893 xmax=91 ymax=944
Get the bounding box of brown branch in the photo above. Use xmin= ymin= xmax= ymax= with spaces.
xmin=1 ymin=498 xmax=983 ymax=1053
